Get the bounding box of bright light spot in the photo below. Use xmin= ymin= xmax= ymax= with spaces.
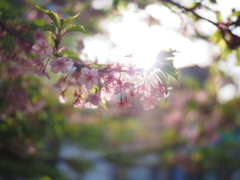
xmin=91 ymin=0 xmax=112 ymax=10
xmin=217 ymin=84 xmax=237 ymax=103
xmin=145 ymin=5 xmax=181 ymax=28
xmin=84 ymin=3 xmax=228 ymax=70
xmin=83 ymin=35 xmax=111 ymax=64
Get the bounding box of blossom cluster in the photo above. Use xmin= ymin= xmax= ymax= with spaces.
xmin=31 ymin=39 xmax=169 ymax=110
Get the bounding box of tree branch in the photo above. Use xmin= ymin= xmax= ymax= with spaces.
xmin=162 ymin=0 xmax=219 ymax=27
xmin=0 ymin=20 xmax=34 ymax=46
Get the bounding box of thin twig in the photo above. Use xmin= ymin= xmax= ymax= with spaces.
xmin=162 ymin=0 xmax=219 ymax=27
xmin=0 ymin=20 xmax=34 ymax=46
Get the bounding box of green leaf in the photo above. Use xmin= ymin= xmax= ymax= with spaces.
xmin=61 ymin=13 xmax=80 ymax=29
xmin=36 ymin=5 xmax=61 ymax=28
xmin=216 ymin=12 xmax=222 ymax=23
xmin=100 ymin=102 xmax=108 ymax=111
xmin=65 ymin=24 xmax=86 ymax=33
xmin=211 ymin=30 xmax=221 ymax=43
xmin=230 ymin=11 xmax=240 ymax=17
xmin=236 ymin=47 xmax=240 ymax=65
xmin=33 ymin=19 xmax=46 ymax=27
xmin=157 ymin=71 xmax=169 ymax=96
xmin=41 ymin=23 xmax=56 ymax=33
xmin=89 ymin=64 xmax=107 ymax=69
xmin=159 ymin=60 xmax=179 ymax=81
xmin=157 ymin=50 xmax=176 ymax=59
xmin=59 ymin=49 xmax=81 ymax=61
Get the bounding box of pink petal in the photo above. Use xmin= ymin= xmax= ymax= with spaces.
xmin=51 ymin=66 xmax=60 ymax=73
xmin=42 ymin=39 xmax=49 ymax=45
xmin=49 ymin=59 xmax=59 ymax=66
xmin=92 ymin=97 xmax=99 ymax=106
xmin=90 ymin=68 xmax=98 ymax=77
xmin=32 ymin=44 xmax=40 ymax=52
xmin=92 ymin=78 xmax=98 ymax=86
xmin=58 ymin=57 xmax=67 ymax=62
xmin=38 ymin=51 xmax=45 ymax=57
xmin=45 ymin=47 xmax=53 ymax=55
xmin=64 ymin=60 xmax=74 ymax=66
xmin=85 ymin=80 xmax=93 ymax=90
xmin=81 ymin=67 xmax=89 ymax=75
xmin=79 ymin=77 xmax=87 ymax=85
xmin=60 ymin=66 xmax=68 ymax=73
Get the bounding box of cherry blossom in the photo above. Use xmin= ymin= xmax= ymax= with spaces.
xmin=79 ymin=68 xmax=98 ymax=90
xmin=59 ymin=92 xmax=66 ymax=103
xmin=104 ymin=71 xmax=118 ymax=87
xmin=72 ymin=97 xmax=84 ymax=109
xmin=141 ymin=96 xmax=158 ymax=111
xmin=32 ymin=58 xmax=45 ymax=70
xmin=50 ymin=57 xmax=74 ymax=73
xmin=128 ymin=90 xmax=138 ymax=100
xmin=34 ymin=29 xmax=45 ymax=40
xmin=32 ymin=39 xmax=53 ymax=57
xmin=34 ymin=70 xmax=50 ymax=79
xmin=85 ymin=94 xmax=101 ymax=106
xmin=100 ymin=87 xmax=114 ymax=101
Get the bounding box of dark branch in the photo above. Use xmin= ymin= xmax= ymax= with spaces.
xmin=162 ymin=0 xmax=219 ymax=27
xmin=0 ymin=20 xmax=34 ymax=46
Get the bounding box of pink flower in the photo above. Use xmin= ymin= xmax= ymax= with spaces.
xmin=72 ymin=97 xmax=84 ymax=109
xmin=79 ymin=68 xmax=98 ymax=90
xmin=141 ymin=96 xmax=158 ymax=110
xmin=50 ymin=57 xmax=74 ymax=73
xmin=85 ymin=94 xmax=101 ymax=106
xmin=59 ymin=92 xmax=66 ymax=103
xmin=32 ymin=58 xmax=45 ymax=70
xmin=34 ymin=29 xmax=45 ymax=40
xmin=123 ymin=98 xmax=132 ymax=108
xmin=128 ymin=90 xmax=138 ymax=100
xmin=151 ymin=84 xmax=165 ymax=99
xmin=100 ymin=87 xmax=114 ymax=101
xmin=118 ymin=99 xmax=125 ymax=109
xmin=32 ymin=39 xmax=53 ymax=57
xmin=34 ymin=70 xmax=50 ymax=79
xmin=104 ymin=71 xmax=118 ymax=86
xmin=125 ymin=54 xmax=133 ymax=58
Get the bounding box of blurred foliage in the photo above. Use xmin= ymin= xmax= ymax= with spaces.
xmin=1 ymin=0 xmax=240 ymax=179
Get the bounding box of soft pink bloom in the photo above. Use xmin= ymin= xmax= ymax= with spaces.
xmin=59 ymin=92 xmax=66 ymax=103
xmin=125 ymin=54 xmax=133 ymax=58
xmin=34 ymin=29 xmax=45 ymax=40
xmin=32 ymin=58 xmax=45 ymax=70
xmin=125 ymin=66 xmax=136 ymax=79
xmin=123 ymin=82 xmax=134 ymax=90
xmin=114 ymin=80 xmax=134 ymax=95
xmin=79 ymin=68 xmax=98 ymax=90
xmin=85 ymin=94 xmax=101 ymax=106
xmin=34 ymin=70 xmax=50 ymax=79
xmin=141 ymin=96 xmax=158 ymax=110
xmin=32 ymin=39 xmax=53 ymax=57
xmin=128 ymin=90 xmax=138 ymax=100
xmin=50 ymin=57 xmax=74 ymax=73
xmin=151 ymin=84 xmax=165 ymax=99
xmin=123 ymin=98 xmax=132 ymax=108
xmin=104 ymin=71 xmax=118 ymax=86
xmin=136 ymin=83 xmax=147 ymax=94
xmin=100 ymin=87 xmax=114 ymax=101
xmin=118 ymin=99 xmax=125 ymax=109
xmin=72 ymin=97 xmax=84 ymax=109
